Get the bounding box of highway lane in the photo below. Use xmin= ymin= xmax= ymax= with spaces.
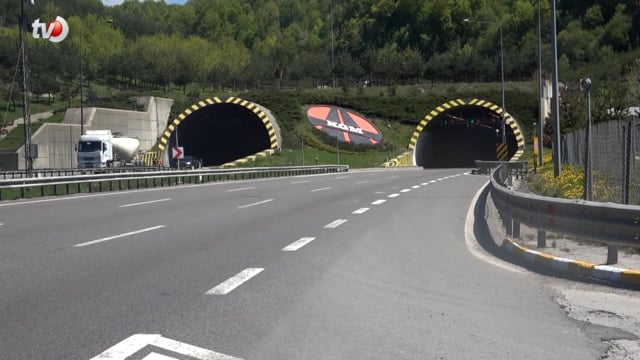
xmin=0 ymin=169 xmax=602 ymax=359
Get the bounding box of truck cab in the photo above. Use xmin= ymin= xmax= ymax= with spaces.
xmin=77 ymin=131 xmax=114 ymax=168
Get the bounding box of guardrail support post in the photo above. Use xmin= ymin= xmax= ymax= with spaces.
xmin=606 ymin=245 xmax=619 ymax=265
xmin=512 ymin=221 xmax=521 ymax=239
xmin=504 ymin=217 xmax=513 ymax=237
xmin=537 ymin=230 xmax=546 ymax=248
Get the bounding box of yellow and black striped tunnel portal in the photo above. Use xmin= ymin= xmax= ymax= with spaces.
xmin=409 ymin=98 xmax=525 ymax=168
xmin=158 ymin=97 xmax=279 ymax=167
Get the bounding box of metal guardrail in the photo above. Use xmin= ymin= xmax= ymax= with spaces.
xmin=0 ymin=167 xmax=164 ymax=179
xmin=0 ymin=165 xmax=349 ymax=201
xmin=489 ymin=163 xmax=640 ymax=263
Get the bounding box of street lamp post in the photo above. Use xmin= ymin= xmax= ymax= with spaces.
xmin=463 ymin=18 xmax=506 ymax=144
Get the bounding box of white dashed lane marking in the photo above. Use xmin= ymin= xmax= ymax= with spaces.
xmin=74 ymin=225 xmax=166 ymax=248
xmin=227 ymin=187 xmax=255 ymax=192
xmin=400 ymin=189 xmax=411 ymax=193
xmin=119 ymin=198 xmax=171 ymax=208
xmin=352 ymin=207 xmax=370 ymax=214
xmin=412 ymin=185 xmax=420 ymax=189
xmin=206 ymin=268 xmax=264 ymax=295
xmin=237 ymin=199 xmax=274 ymax=209
xmin=311 ymin=187 xmax=332 ymax=192
xmin=356 ymin=180 xmax=370 ymax=184
xmin=324 ymin=219 xmax=348 ymax=228
xmin=290 ymin=180 xmax=310 ymax=184
xmin=388 ymin=194 xmax=400 ymax=198
xmin=371 ymin=199 xmax=386 ymax=205
xmin=282 ymin=237 xmax=316 ymax=251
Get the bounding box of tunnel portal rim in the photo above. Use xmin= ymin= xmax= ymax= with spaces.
xmin=157 ymin=96 xmax=279 ymax=166
xmin=408 ymin=98 xmax=525 ymax=166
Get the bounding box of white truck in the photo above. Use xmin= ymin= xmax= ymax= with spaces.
xmin=77 ymin=130 xmax=141 ymax=168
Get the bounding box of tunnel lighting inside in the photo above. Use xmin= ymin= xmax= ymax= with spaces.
xmin=415 ymin=106 xmax=518 ymax=168
xmin=169 ymin=103 xmax=271 ymax=167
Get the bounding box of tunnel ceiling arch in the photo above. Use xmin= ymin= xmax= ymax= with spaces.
xmin=410 ymin=98 xmax=525 ymax=168
xmin=158 ymin=96 xmax=279 ymax=167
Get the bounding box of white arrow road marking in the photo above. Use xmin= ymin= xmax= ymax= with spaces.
xmin=142 ymin=353 xmax=177 ymax=360
xmin=74 ymin=225 xmax=165 ymax=248
xmin=311 ymin=187 xmax=332 ymax=192
xmin=324 ymin=219 xmax=348 ymax=228
xmin=282 ymin=237 xmax=316 ymax=251
xmin=237 ymin=199 xmax=274 ymax=209
xmin=119 ymin=198 xmax=171 ymax=208
xmin=388 ymin=193 xmax=400 ymax=198
xmin=90 ymin=333 xmax=241 ymax=360
xmin=371 ymin=199 xmax=386 ymax=205
xmin=227 ymin=186 xmax=255 ymax=192
xmin=206 ymin=268 xmax=264 ymax=295
xmin=352 ymin=207 xmax=370 ymax=214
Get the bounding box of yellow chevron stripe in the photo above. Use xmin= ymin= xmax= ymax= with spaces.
xmin=206 ymin=98 xmax=214 ymax=104
xmin=425 ymin=115 xmax=433 ymax=121
xmin=213 ymin=97 xmax=222 ymax=103
xmin=241 ymin=100 xmax=249 ymax=106
xmin=268 ymin=129 xmax=275 ymax=136
xmin=172 ymin=119 xmax=180 ymax=125
xmin=185 ymin=109 xmax=192 ymax=115
xmin=163 ymin=131 xmax=171 ymax=138
xmin=168 ymin=124 xmax=175 ymax=131
xmin=456 ymin=99 xmax=465 ymax=105
xmin=191 ymin=104 xmax=199 ymax=111
xmin=178 ymin=114 xmax=186 ymax=120
xmin=436 ymin=106 xmax=445 ymax=112
xmin=470 ymin=99 xmax=479 ymax=105
xmin=198 ymin=101 xmax=206 ymax=107
xmin=430 ymin=110 xmax=438 ymax=116
xmin=442 ymin=103 xmax=451 ymax=109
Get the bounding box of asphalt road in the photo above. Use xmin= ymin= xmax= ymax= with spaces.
xmin=0 ymin=168 xmax=602 ymax=359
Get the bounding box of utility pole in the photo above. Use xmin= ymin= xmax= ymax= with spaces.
xmin=20 ymin=0 xmax=34 ymax=176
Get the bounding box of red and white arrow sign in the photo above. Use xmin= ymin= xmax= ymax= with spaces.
xmin=172 ymin=146 xmax=184 ymax=160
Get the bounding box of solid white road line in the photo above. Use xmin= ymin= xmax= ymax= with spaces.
xmin=400 ymin=189 xmax=411 ymax=193
xmin=227 ymin=186 xmax=255 ymax=192
xmin=206 ymin=268 xmax=264 ymax=295
xmin=118 ymin=198 xmax=171 ymax=208
xmin=290 ymin=180 xmax=310 ymax=184
xmin=311 ymin=187 xmax=332 ymax=192
xmin=324 ymin=219 xmax=348 ymax=228
xmin=388 ymin=193 xmax=400 ymax=198
xmin=74 ymin=225 xmax=165 ymax=248
xmin=237 ymin=199 xmax=274 ymax=209
xmin=352 ymin=207 xmax=370 ymax=214
xmin=282 ymin=237 xmax=316 ymax=251
xmin=371 ymin=199 xmax=386 ymax=205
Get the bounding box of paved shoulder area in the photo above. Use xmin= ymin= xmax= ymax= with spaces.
xmin=479 ymin=177 xmax=640 ymax=359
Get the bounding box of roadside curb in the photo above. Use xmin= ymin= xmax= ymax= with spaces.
xmin=502 ymin=238 xmax=640 ymax=286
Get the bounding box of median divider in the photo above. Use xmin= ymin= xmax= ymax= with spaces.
xmin=0 ymin=165 xmax=349 ymax=201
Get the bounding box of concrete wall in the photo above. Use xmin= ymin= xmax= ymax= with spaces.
xmin=11 ymin=97 xmax=173 ymax=170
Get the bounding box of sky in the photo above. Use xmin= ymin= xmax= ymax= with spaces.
xmin=101 ymin=0 xmax=186 ymax=6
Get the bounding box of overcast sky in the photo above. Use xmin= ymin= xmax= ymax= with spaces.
xmin=101 ymin=0 xmax=186 ymax=6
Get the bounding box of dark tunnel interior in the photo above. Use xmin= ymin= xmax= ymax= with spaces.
xmin=416 ymin=106 xmax=518 ymax=168
xmin=169 ymin=104 xmax=271 ymax=167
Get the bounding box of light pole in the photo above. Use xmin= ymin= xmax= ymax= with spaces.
xmin=537 ymin=0 xmax=544 ymax=166
xmin=463 ymin=18 xmax=506 ymax=144
xmin=581 ymin=78 xmax=592 ymax=201
xmin=550 ymin=0 xmax=562 ymax=177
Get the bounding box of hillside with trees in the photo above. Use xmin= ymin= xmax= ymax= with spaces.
xmin=0 ymin=0 xmax=639 ymax=134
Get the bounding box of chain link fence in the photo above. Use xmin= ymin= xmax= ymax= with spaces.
xmin=562 ymin=116 xmax=640 ymax=205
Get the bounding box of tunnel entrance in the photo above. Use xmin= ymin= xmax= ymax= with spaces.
xmin=410 ymin=99 xmax=524 ymax=168
xmin=158 ymin=97 xmax=279 ymax=167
